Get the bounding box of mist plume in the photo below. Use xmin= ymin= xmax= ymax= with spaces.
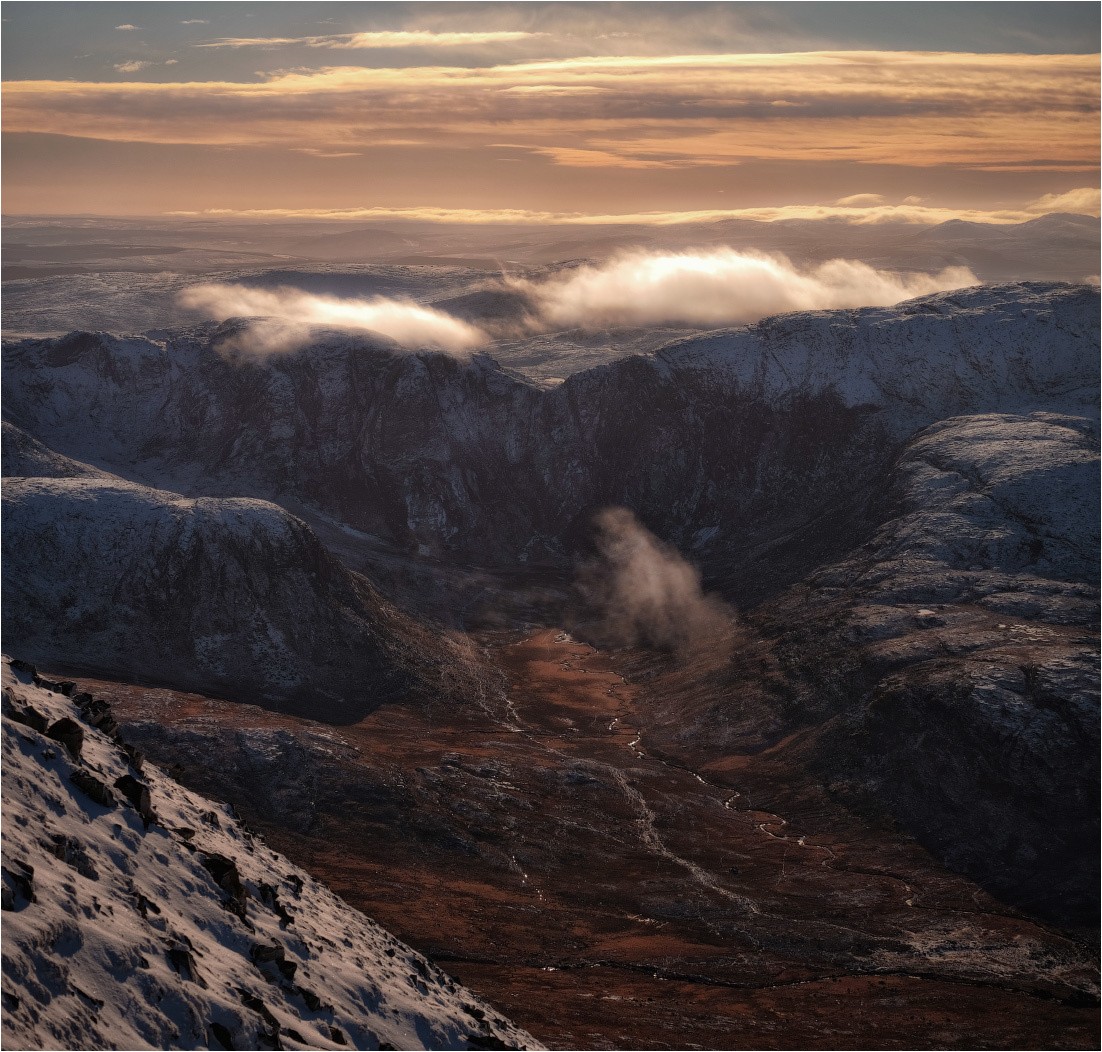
xmin=518 ymin=248 xmax=977 ymax=329
xmin=178 ymin=283 xmax=488 ymax=355
xmin=579 ymin=507 xmax=735 ymax=657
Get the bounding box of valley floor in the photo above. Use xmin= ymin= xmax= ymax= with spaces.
xmin=65 ymin=629 xmax=1099 ymax=1050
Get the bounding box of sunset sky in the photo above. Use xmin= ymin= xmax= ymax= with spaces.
xmin=2 ymin=2 xmax=1099 ymax=222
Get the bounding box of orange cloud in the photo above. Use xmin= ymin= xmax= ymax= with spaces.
xmin=5 ymin=51 xmax=1096 ymax=174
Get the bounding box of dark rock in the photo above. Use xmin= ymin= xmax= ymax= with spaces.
xmin=277 ymin=960 xmax=297 ymax=981
xmin=50 ymin=834 xmax=99 ymax=880
xmin=81 ymin=699 xmax=118 ymax=735
xmin=201 ymin=853 xmax=248 ymax=918
xmin=9 ymin=659 xmax=36 ymax=678
xmin=46 ymin=717 xmax=84 ymax=761
xmin=328 ymin=1026 xmax=347 ymax=1045
xmin=239 ymin=989 xmax=280 ymax=1030
xmin=249 ymin=941 xmax=285 ymax=965
xmin=1 ymin=861 xmax=35 ymax=911
xmin=134 ymin=890 xmax=161 ymax=918
xmin=297 ymin=986 xmax=322 ymax=1012
xmin=69 ymin=770 xmax=116 ymax=808
xmin=7 ymin=705 xmax=49 ymax=733
xmin=120 ymin=742 xmax=145 ymax=772
xmin=166 ymin=945 xmax=204 ymax=986
xmin=210 ymin=1022 xmax=235 ymax=1050
xmin=114 ymin=774 xmax=156 ymax=826
xmin=34 ymin=675 xmax=75 ymax=696
xmin=258 ymin=882 xmax=294 ymax=927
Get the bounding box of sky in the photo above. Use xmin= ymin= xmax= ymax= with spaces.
xmin=2 ymin=2 xmax=1099 ymax=222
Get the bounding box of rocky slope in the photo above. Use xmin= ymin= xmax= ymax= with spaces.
xmin=1 ymin=657 xmax=540 ymax=1051
xmin=638 ymin=411 xmax=1099 ymax=924
xmin=3 ymin=283 xmax=1096 ymax=603
xmin=2 ymin=436 xmax=494 ymax=722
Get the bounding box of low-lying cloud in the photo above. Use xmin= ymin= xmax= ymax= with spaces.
xmin=178 ymin=283 xmax=488 ymax=355
xmin=516 ymin=249 xmax=977 ymax=329
xmin=579 ymin=508 xmax=735 ymax=657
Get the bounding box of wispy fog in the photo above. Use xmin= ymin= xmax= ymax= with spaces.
xmin=579 ymin=508 xmax=735 ymax=657
xmin=517 ymin=249 xmax=977 ymax=328
xmin=178 ymin=283 xmax=488 ymax=354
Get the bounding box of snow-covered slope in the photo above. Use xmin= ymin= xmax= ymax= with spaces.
xmin=1 ymin=657 xmax=540 ymax=1051
xmin=3 ymin=284 xmax=1096 ymax=587
xmin=771 ymin=412 xmax=1099 ymax=920
xmin=2 ymin=456 xmax=492 ymax=722
xmin=656 ymin=283 xmax=1098 ymax=428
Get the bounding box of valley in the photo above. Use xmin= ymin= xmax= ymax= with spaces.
xmin=66 ymin=626 xmax=1098 ymax=1049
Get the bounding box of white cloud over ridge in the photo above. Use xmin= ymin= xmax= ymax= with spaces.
xmin=181 ymin=251 xmax=982 ymax=354
xmin=178 ymin=284 xmax=488 ymax=355
xmin=514 ymin=249 xmax=978 ymax=329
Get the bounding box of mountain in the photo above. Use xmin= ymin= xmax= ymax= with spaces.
xmin=635 ymin=410 xmax=1099 ymax=923
xmin=1 ymin=657 xmax=540 ymax=1051
xmin=3 ymin=284 xmax=1096 ymax=608
xmin=2 ymin=438 xmax=494 ymax=723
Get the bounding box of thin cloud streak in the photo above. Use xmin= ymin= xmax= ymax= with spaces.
xmin=196 ymin=30 xmax=543 ymax=49
xmin=167 ymin=192 xmax=1102 ymax=226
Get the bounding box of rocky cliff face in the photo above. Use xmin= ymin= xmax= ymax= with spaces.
xmin=2 ymin=445 xmax=494 ymax=722
xmin=791 ymin=412 xmax=1099 ymax=923
xmin=3 ymin=284 xmax=1096 ymax=598
xmin=639 ymin=411 xmax=1099 ymax=924
xmin=1 ymin=657 xmax=540 ymax=1051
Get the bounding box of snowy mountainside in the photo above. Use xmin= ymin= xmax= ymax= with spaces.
xmin=1 ymin=419 xmax=119 ymax=481
xmin=1 ymin=454 xmax=493 ymax=722
xmin=723 ymin=412 xmax=1097 ymax=921
xmin=1 ymin=658 xmax=540 ymax=1051
xmin=2 ymin=283 xmax=1097 ymax=593
xmin=655 ymin=283 xmax=1098 ymax=429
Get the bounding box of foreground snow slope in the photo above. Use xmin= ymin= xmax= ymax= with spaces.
xmin=1 ymin=658 xmax=541 ymax=1051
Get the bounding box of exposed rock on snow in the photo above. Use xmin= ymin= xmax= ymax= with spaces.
xmin=3 ymin=284 xmax=1096 ymax=588
xmin=1 ymin=657 xmax=541 ymax=1051
xmin=1 ymin=464 xmax=494 ymax=722
xmin=760 ymin=412 xmax=1099 ymax=922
